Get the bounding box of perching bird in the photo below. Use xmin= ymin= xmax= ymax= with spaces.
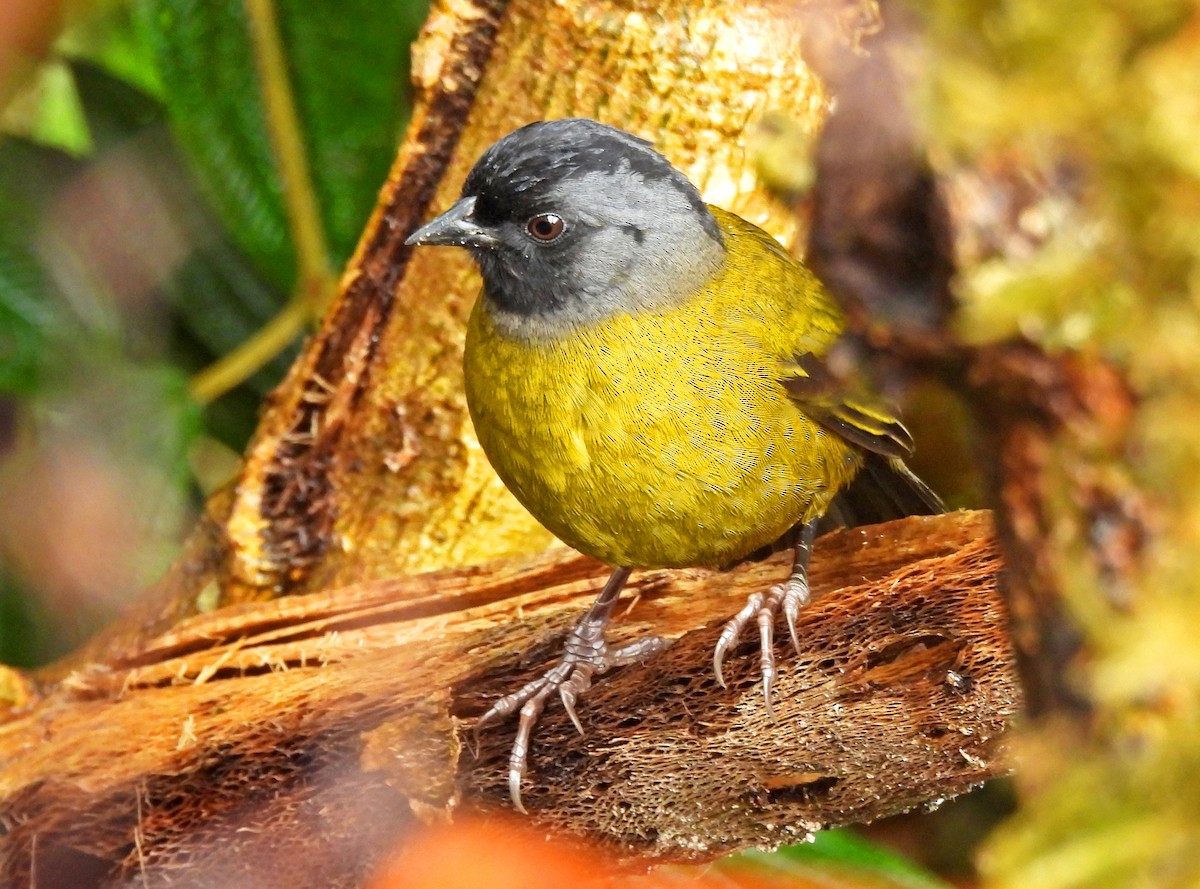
xmin=406 ymin=118 xmax=941 ymax=811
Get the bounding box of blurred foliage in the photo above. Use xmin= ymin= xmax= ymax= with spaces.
xmin=0 ymin=0 xmax=428 ymax=665
xmin=921 ymin=1 xmax=1200 ymax=887
xmin=136 ymin=0 xmax=423 ymax=295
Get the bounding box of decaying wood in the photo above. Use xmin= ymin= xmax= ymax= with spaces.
xmin=0 ymin=510 xmax=1011 ymax=887
xmin=964 ymin=343 xmax=1142 ymax=717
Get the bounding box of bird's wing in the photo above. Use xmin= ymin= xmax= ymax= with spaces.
xmin=780 ymin=351 xmax=914 ymax=460
xmin=703 ymin=204 xmax=942 ymax=520
xmin=781 ymin=351 xmax=944 ymax=521
xmin=704 ymin=208 xmax=912 ymax=461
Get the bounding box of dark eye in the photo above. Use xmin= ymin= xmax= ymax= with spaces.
xmin=526 ymin=213 xmax=565 ymax=242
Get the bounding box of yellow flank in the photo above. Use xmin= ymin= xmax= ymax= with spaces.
xmin=463 ymin=207 xmax=862 ymax=569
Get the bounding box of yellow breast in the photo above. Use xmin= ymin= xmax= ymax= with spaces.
xmin=463 ymin=208 xmax=861 ymax=568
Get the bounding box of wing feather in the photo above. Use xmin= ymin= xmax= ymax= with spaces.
xmin=781 ymin=351 xmax=915 ymax=460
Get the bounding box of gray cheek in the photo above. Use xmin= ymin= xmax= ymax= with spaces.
xmin=564 ymin=222 xmax=722 ymax=324
xmin=568 ymin=227 xmax=639 ymax=295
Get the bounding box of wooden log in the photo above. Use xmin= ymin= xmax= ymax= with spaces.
xmin=0 ymin=510 xmax=1013 ymax=887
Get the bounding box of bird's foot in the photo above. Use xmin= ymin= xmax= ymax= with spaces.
xmin=476 ymin=617 xmax=667 ymax=813
xmin=712 ymin=573 xmax=811 ymax=712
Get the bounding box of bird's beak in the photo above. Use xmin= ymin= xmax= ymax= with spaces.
xmin=405 ymin=195 xmax=498 ymax=249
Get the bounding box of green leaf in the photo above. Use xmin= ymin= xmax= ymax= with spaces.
xmin=0 ymin=138 xmax=82 ymax=395
xmin=134 ymin=0 xmax=426 ymax=293
xmin=727 ymin=829 xmax=953 ymax=889
xmin=57 ymin=2 xmax=164 ymax=99
xmin=68 ymin=60 xmax=296 ymax=403
xmin=0 ymin=240 xmax=56 ymax=396
xmin=70 ymin=57 xmax=164 ymax=152
xmin=0 ymin=561 xmax=47 ymax=669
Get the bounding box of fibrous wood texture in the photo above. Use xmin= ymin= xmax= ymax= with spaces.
xmin=1 ymin=512 xmax=1012 ymax=887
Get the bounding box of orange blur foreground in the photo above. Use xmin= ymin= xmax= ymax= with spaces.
xmin=368 ymin=818 xmax=838 ymax=889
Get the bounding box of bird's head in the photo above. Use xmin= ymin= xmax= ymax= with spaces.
xmin=406 ymin=118 xmax=726 ymax=340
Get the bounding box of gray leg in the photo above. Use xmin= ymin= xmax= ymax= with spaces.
xmin=475 ymin=566 xmax=668 ymax=812
xmin=780 ymin=519 xmax=817 ymax=653
xmin=712 ymin=518 xmax=818 ymax=712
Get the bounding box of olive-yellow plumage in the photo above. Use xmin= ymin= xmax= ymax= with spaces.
xmin=464 ymin=206 xmax=859 ymax=569
xmin=406 ymin=118 xmax=939 ymax=812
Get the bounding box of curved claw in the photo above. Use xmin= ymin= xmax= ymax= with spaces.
xmin=509 ymin=768 xmax=527 ymax=815
xmin=783 ymin=595 xmax=802 ymax=656
xmin=780 ymin=577 xmax=811 ymax=657
xmin=559 ymin=665 xmax=595 ymax=736
xmin=757 ymin=597 xmax=777 ymax=714
xmin=479 ymin=621 xmax=668 ymax=812
xmin=714 ymin=592 xmax=765 ymax=687
xmin=509 ymin=691 xmax=550 ymax=813
xmin=713 ymin=635 xmax=731 ymax=689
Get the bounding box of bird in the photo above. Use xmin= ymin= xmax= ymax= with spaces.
xmin=405 ymin=118 xmax=941 ymax=812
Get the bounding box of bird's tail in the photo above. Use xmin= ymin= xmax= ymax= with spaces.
xmin=822 ymin=452 xmax=944 ymax=530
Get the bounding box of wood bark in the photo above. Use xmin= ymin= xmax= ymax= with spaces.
xmin=1 ymin=512 xmax=1012 ymax=887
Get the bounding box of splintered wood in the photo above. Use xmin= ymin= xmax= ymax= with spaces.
xmin=0 ymin=510 xmax=1014 ymax=887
